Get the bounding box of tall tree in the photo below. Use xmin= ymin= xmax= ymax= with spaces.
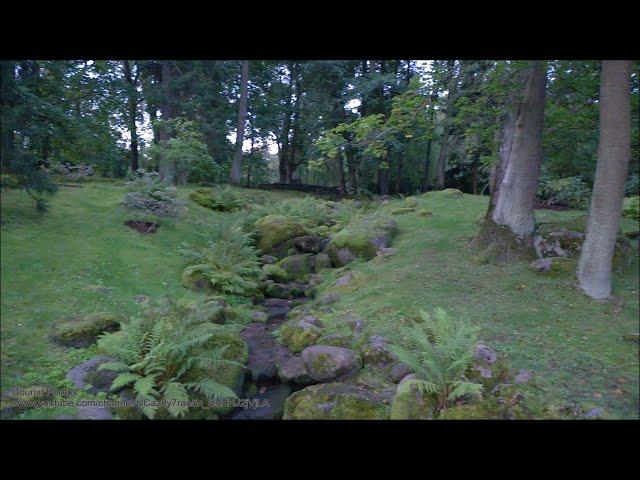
xmin=122 ymin=60 xmax=141 ymax=171
xmin=435 ymin=60 xmax=458 ymax=190
xmin=230 ymin=60 xmax=249 ymax=184
xmin=474 ymin=61 xmax=547 ymax=259
xmin=158 ymin=61 xmax=175 ymax=183
xmin=577 ymin=60 xmax=633 ymax=299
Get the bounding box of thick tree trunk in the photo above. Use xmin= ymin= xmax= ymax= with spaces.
xmin=421 ymin=139 xmax=432 ymax=192
xmin=474 ymin=61 xmax=547 ymax=260
xmin=122 ymin=61 xmax=140 ymax=172
xmin=230 ymin=61 xmax=249 ymax=185
xmin=1 ymin=61 xmax=15 ymax=172
xmin=278 ymin=63 xmax=295 ymax=183
xmin=336 ymin=155 xmax=346 ymax=195
xmin=158 ymin=61 xmax=175 ymax=183
xmin=287 ymin=63 xmax=303 ymax=184
xmin=395 ymin=149 xmax=403 ymax=194
xmin=435 ymin=61 xmax=457 ymax=190
xmin=577 ymin=60 xmax=632 ymax=299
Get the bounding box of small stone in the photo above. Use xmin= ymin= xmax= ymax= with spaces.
xmin=293 ymin=236 xmax=327 ymax=254
xmin=133 ymin=295 xmax=150 ymax=304
xmin=319 ymin=292 xmax=341 ymax=305
xmin=529 ymin=258 xmax=553 ymax=272
xmin=66 ymin=356 xmax=119 ymax=394
xmin=474 ymin=343 xmax=497 ymax=364
xmin=376 ymin=247 xmax=397 ymax=257
xmin=390 ymin=363 xmax=413 ymax=383
xmin=251 ymin=311 xmax=268 ymax=323
xmin=260 ymin=255 xmax=278 ymax=265
xmin=514 ymin=369 xmax=532 ymax=384
xmin=277 ymin=356 xmax=314 ymax=385
xmin=335 ymin=272 xmax=357 ymax=286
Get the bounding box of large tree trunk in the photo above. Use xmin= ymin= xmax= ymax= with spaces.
xmin=577 ymin=60 xmax=632 ymax=299
xmin=123 ymin=60 xmax=140 ymax=172
xmin=278 ymin=63 xmax=295 ymax=183
xmin=158 ymin=61 xmax=175 ymax=183
xmin=474 ymin=61 xmax=547 ymax=260
xmin=230 ymin=61 xmax=249 ymax=185
xmin=287 ymin=63 xmax=303 ymax=184
xmin=395 ymin=149 xmax=403 ymax=194
xmin=0 ymin=61 xmax=15 ymax=172
xmin=435 ymin=61 xmax=457 ymax=190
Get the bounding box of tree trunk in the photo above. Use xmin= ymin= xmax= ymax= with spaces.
xmin=287 ymin=63 xmax=303 ymax=184
xmin=395 ymin=149 xmax=403 ymax=194
xmin=1 ymin=61 xmax=15 ymax=172
xmin=577 ymin=60 xmax=632 ymax=299
xmin=231 ymin=61 xmax=249 ymax=185
xmin=471 ymin=156 xmax=478 ymax=195
xmin=336 ymin=155 xmax=346 ymax=195
xmin=278 ymin=63 xmax=295 ymax=183
xmin=122 ymin=60 xmax=139 ymax=172
xmin=421 ymin=139 xmax=432 ymax=192
xmin=435 ymin=61 xmax=457 ymax=190
xmin=158 ymin=61 xmax=175 ymax=183
xmin=346 ymin=147 xmax=357 ymax=194
xmin=474 ymin=61 xmax=547 ymax=260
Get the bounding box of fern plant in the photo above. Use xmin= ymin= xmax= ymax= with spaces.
xmin=97 ymin=301 xmax=243 ymax=419
xmin=178 ymin=221 xmax=262 ymax=297
xmin=389 ymin=308 xmax=483 ymax=413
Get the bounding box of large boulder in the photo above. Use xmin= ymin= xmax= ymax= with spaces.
xmin=66 ymin=355 xmax=119 ymax=394
xmin=279 ymin=319 xmax=322 ymax=353
xmin=254 ymin=215 xmax=307 ymax=257
xmin=301 ymin=345 xmax=362 ymax=382
xmin=293 ymin=236 xmax=327 ymax=254
xmin=314 ymin=253 xmax=332 ymax=272
xmin=327 ymin=215 xmax=397 ymax=260
xmin=277 ymin=254 xmax=316 ymax=280
xmin=283 ymin=382 xmax=389 ymax=420
xmin=51 ymin=313 xmax=122 ymax=348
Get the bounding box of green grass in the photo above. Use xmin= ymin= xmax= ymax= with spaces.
xmin=313 ymin=192 xmax=640 ymax=419
xmin=1 ymin=182 xmax=638 ymax=419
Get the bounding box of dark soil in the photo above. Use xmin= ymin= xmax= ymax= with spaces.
xmin=124 ymin=220 xmax=160 ymax=234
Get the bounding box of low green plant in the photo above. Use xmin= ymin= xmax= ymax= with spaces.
xmin=622 ymin=196 xmax=639 ymax=221
xmin=389 ymin=308 xmax=483 ymax=412
xmin=97 ymin=300 xmax=242 ymax=419
xmin=190 ymin=186 xmax=245 ymax=212
xmin=538 ymin=175 xmax=590 ymax=208
xmin=178 ymin=222 xmax=262 ymax=297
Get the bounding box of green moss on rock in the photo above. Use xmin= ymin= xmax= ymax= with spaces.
xmin=328 ymin=215 xmax=397 ymax=260
xmin=262 ymin=263 xmax=289 ymax=282
xmin=279 ymin=320 xmax=322 ymax=353
xmin=391 ymin=207 xmax=416 ymax=215
xmin=181 ymin=268 xmax=214 ymax=293
xmin=277 ymin=254 xmax=315 ymax=280
xmin=390 ymin=380 xmax=437 ymax=420
xmin=255 ymin=215 xmax=307 ymax=256
xmin=283 ymin=383 xmax=389 ymax=420
xmin=51 ymin=313 xmax=122 ymax=348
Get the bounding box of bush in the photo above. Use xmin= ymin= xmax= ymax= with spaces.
xmin=389 ymin=308 xmax=483 ymax=413
xmin=97 ymin=298 xmax=245 ymax=419
xmin=538 ymin=175 xmax=590 ymax=208
xmin=189 ymin=187 xmax=245 ymax=212
xmin=178 ymin=220 xmax=262 ymax=297
xmin=122 ymin=169 xmax=185 ymax=220
xmin=622 ymin=196 xmax=639 ymax=221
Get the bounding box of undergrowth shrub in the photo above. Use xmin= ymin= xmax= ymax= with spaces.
xmin=389 ymin=308 xmax=483 ymax=413
xmin=189 ymin=186 xmax=245 ymax=212
xmin=122 ymin=169 xmax=184 ymax=221
xmin=178 ymin=220 xmax=262 ymax=297
xmin=538 ymin=175 xmax=590 ymax=208
xmin=97 ymin=298 xmax=243 ymax=419
xmin=622 ymin=196 xmax=639 ymax=221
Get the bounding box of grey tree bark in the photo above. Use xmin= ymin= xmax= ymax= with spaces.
xmin=435 ymin=60 xmax=457 ymax=190
xmin=577 ymin=60 xmax=632 ymax=299
xmin=490 ymin=60 xmax=547 ymax=239
xmin=230 ymin=61 xmax=249 ymax=185
xmin=473 ymin=61 xmax=547 ymax=260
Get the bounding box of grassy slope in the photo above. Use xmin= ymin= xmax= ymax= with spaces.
xmin=1 ymin=182 xmax=638 ymax=418
xmin=0 ymin=181 xmax=299 ymax=411
xmin=314 ymin=192 xmax=639 ymax=419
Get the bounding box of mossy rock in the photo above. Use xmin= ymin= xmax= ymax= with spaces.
xmin=390 ymin=380 xmax=437 ymax=420
xmin=391 ymin=207 xmax=416 ymax=215
xmin=189 ymin=188 xmax=243 ymax=212
xmin=181 ymin=268 xmax=214 ymax=294
xmin=262 ymin=263 xmax=289 ymax=282
xmin=314 ymin=253 xmax=332 ymax=272
xmin=277 ymin=253 xmax=316 ymax=280
xmin=51 ymin=313 xmax=122 ymax=348
xmin=438 ymin=399 xmax=529 ymax=420
xmin=530 ymin=257 xmax=577 ymax=278
xmin=279 ymin=320 xmax=322 ymax=353
xmin=182 ymin=329 xmax=248 ymax=415
xmin=254 ymin=215 xmax=308 ymax=257
xmin=404 ymin=196 xmax=419 ymax=208
xmin=441 ymin=188 xmax=463 ymax=199
xmin=328 ymin=215 xmax=397 ymax=260
xmin=417 ymin=209 xmax=433 ymax=217
xmin=283 ymin=382 xmax=390 ymax=420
